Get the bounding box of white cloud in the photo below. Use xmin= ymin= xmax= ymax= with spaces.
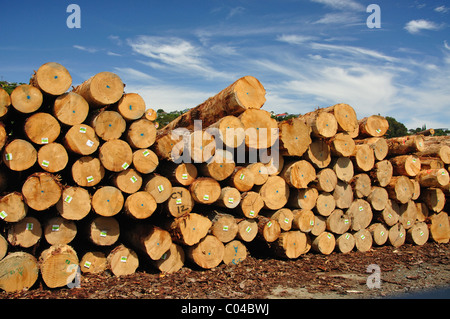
xmin=227 ymin=6 xmax=245 ymax=19
xmin=276 ymin=34 xmax=317 ymax=44
xmin=314 ymin=12 xmax=360 ymax=24
xmin=73 ymin=45 xmax=98 ymax=53
xmin=444 ymin=40 xmax=450 ymax=51
xmin=113 ymin=67 xmax=158 ymax=83
xmin=310 ymin=43 xmax=398 ymax=62
xmin=310 ymin=0 xmax=365 ymax=11
xmin=435 ymin=5 xmax=449 ymax=13
xmin=404 ymin=19 xmax=440 ymax=34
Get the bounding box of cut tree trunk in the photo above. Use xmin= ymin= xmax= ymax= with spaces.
xmin=215 ymin=186 xmax=241 ymax=209
xmin=73 ymin=71 xmax=124 ymax=107
xmin=43 ymin=216 xmax=77 ymax=245
xmin=351 ymin=144 xmax=375 ymax=172
xmin=30 ymin=62 xmax=72 ymax=95
xmin=53 ymin=92 xmax=89 ymax=126
xmin=398 ymin=200 xmax=418 ymax=230
xmin=167 ymin=213 xmax=212 ymax=246
xmin=385 ymin=176 xmax=414 ymax=204
xmin=321 ymin=103 xmax=358 ymax=135
xmin=367 ymin=223 xmax=388 ymax=246
xmin=370 ymin=160 xmax=393 ymax=187
xmin=124 ymin=191 xmax=158 ymax=219
xmin=367 ymin=186 xmax=389 ymax=211
xmin=378 ymin=199 xmax=400 ymax=227
xmin=238 ymin=191 xmax=264 ymax=218
xmin=388 ymin=223 xmax=406 ymax=247
xmin=263 ymin=208 xmax=293 ymax=231
xmin=71 ymin=156 xmax=105 ymax=187
xmin=39 ymin=244 xmax=79 ymax=288
xmin=22 ymin=172 xmax=62 ymax=211
xmin=415 ymin=168 xmax=449 ymax=188
xmin=107 ymin=244 xmax=139 ymax=277
xmin=329 ymin=133 xmax=355 ymax=157
xmin=240 ymin=109 xmax=278 ymax=149
xmin=113 ymin=168 xmax=142 ymax=194
xmin=335 ymin=233 xmax=355 ymax=253
xmin=79 ymin=251 xmax=107 ymax=274
xmin=386 ymin=135 xmax=425 ymax=155
xmin=126 ymin=118 xmax=157 ymax=149
xmin=56 ymin=186 xmax=91 ymax=220
xmin=270 ymin=230 xmax=307 ymax=259
xmin=358 ymin=115 xmax=389 ymax=137
xmin=406 ymin=222 xmax=429 ymax=246
xmin=298 ymin=109 xmax=337 ymax=138
xmin=6 ymin=216 xmax=42 ymax=248
xmin=292 ymin=209 xmax=315 ymax=233
xmin=186 ymin=235 xmax=225 ymax=269
xmin=207 ymin=115 xmax=245 ymax=149
xmin=0 ymin=235 xmax=7 ymax=260
xmin=428 ymin=211 xmax=449 ymax=243
xmin=256 ymin=216 xmax=281 ymax=243
xmin=315 ymin=193 xmax=336 ymax=217
xmin=311 ymin=231 xmax=335 ymax=255
xmin=246 ymin=162 xmax=269 ymax=186
xmin=353 ymin=229 xmax=372 ymax=252
xmin=304 ymin=139 xmax=331 ymax=169
xmin=143 ymin=174 xmax=173 ymax=204
xmin=164 ymin=186 xmax=194 ymax=218
xmin=0 ymin=192 xmax=28 ymax=223
xmin=313 ymin=168 xmax=338 ymax=193
xmin=229 ymin=166 xmax=255 ymax=192
xmin=0 ymin=252 xmax=39 ymax=292
xmin=0 ymin=87 xmax=11 ymax=118
xmin=346 ymin=199 xmax=372 ymax=231
xmin=332 ymin=157 xmax=354 ymax=183
xmin=287 ymin=188 xmax=318 ymax=210
xmin=87 ymin=216 xmax=120 ymax=246
xmin=157 ymin=161 xmax=197 ymax=186
xmin=152 ymin=243 xmax=185 ymax=273
xmin=91 ymin=186 xmax=124 ymax=217
xmin=236 ymin=219 xmax=258 ymax=242
xmin=189 ymin=177 xmax=221 ymax=204
xmin=420 ymin=188 xmax=446 ymax=213
xmin=124 ymin=223 xmax=172 ymax=260
xmin=3 ymin=139 xmax=37 ymax=171
xmin=91 ymin=110 xmax=126 ymax=141
xmin=24 ymin=112 xmax=61 ymax=145
xmin=257 ymin=175 xmax=290 ymax=210
xmin=132 ymin=148 xmax=159 ymax=175
xmin=37 ymin=143 xmax=69 ymax=173
xmin=207 ymin=211 xmax=239 ymax=243
xmin=390 ymin=155 xmax=421 ymax=177
xmin=116 ymin=93 xmax=146 ymax=121
xmin=350 ymin=173 xmax=372 ymax=198
xmin=98 ymin=139 xmax=133 ymax=172
xmin=223 ymin=240 xmax=247 ymax=265
xmin=355 ymin=137 xmax=388 ymax=161
xmin=278 ymin=117 xmax=311 ymax=156
xmin=333 ymin=181 xmax=354 ymax=209
xmin=10 ymin=84 xmax=43 ymax=113
xmin=280 ymin=160 xmax=316 ymax=189
xmin=326 ymin=209 xmax=351 ymax=235
xmin=63 ymin=124 xmax=100 ymax=155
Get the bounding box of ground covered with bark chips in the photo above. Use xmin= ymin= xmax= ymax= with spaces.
xmin=1 ymin=242 xmax=448 ymax=299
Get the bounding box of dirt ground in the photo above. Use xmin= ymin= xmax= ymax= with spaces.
xmin=1 ymin=242 xmax=448 ymax=300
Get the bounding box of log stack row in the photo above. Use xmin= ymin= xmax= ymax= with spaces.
xmin=0 ymin=62 xmax=449 ymax=293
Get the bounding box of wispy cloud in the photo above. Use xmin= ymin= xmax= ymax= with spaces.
xmin=73 ymin=45 xmax=98 ymax=53
xmin=227 ymin=6 xmax=245 ymax=19
xmin=276 ymin=34 xmax=317 ymax=44
xmin=310 ymin=0 xmax=365 ymax=11
xmin=309 ymin=43 xmax=398 ymax=62
xmin=113 ymin=67 xmax=158 ymax=83
xmin=404 ymin=19 xmax=441 ymax=34
xmin=435 ymin=5 xmax=449 ymax=13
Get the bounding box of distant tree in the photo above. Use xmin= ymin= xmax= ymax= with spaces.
xmin=385 ymin=116 xmax=408 ymax=138
xmin=0 ymin=81 xmax=24 ymax=94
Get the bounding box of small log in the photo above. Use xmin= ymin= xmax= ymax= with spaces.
xmin=420 ymin=188 xmax=446 ymax=213
xmin=406 ymin=222 xmax=429 ymax=246
xmin=261 ymin=149 xmax=284 ymax=176
xmin=239 ymin=109 xmax=278 ymax=149
xmin=388 ymin=223 xmax=406 ymax=247
xmin=318 ymin=103 xmax=359 ymax=135
xmin=329 ymin=132 xmax=355 ymax=157
xmin=256 ymin=216 xmax=281 ymax=243
xmin=355 ymin=137 xmax=388 ymax=161
xmin=10 ymin=84 xmax=43 ymax=113
xmin=79 ymin=251 xmax=107 ymax=274
xmin=145 ymin=108 xmax=157 ymax=121
xmin=278 ymin=117 xmax=311 ymax=156
xmin=390 ymin=155 xmax=421 ymax=177
xmin=332 ymin=157 xmax=354 ymax=183
xmin=124 ymin=191 xmax=157 ymax=219
xmin=167 ymin=213 xmax=212 ymax=246
xmin=386 ymin=135 xmax=425 ymax=155
xmin=188 ymin=129 xmax=215 ymax=163
xmin=116 ymin=93 xmax=146 ymax=121
xmin=186 ymin=235 xmax=225 ymax=269
xmin=189 ymin=177 xmax=221 ymax=204
xmin=22 ymin=172 xmax=62 ymax=211
xmin=415 ymin=202 xmax=429 ymax=222
xmin=152 ymin=243 xmax=185 ymax=273
xmin=113 ymin=168 xmax=142 ymax=194
xmin=236 ymin=219 xmax=258 ymax=242
xmin=415 ymin=168 xmax=449 ymax=188
xmin=264 ymin=208 xmax=294 ymax=231
xmin=87 ymin=216 xmax=120 ymax=246
xmin=0 ymin=192 xmax=28 ymax=223
xmin=30 ymin=62 xmax=72 ymax=95
xmin=257 ymin=175 xmax=290 ymax=210
xmin=3 ymin=139 xmax=37 ymax=171
xmin=199 ymin=150 xmax=235 ymax=181
xmin=246 ymin=162 xmax=269 ymax=186
xmin=351 ymin=144 xmax=374 ymax=172
xmin=370 ymin=160 xmax=393 ymax=187
xmin=238 ymin=191 xmax=264 ymax=218
xmin=358 ymin=115 xmax=389 ymax=137
xmin=39 ymin=244 xmax=79 ymax=288
xmin=315 ymin=193 xmax=336 ymax=217
xmin=165 ymin=187 xmax=194 ymax=218
xmin=71 ymin=156 xmax=105 ymax=187
xmin=37 ymin=143 xmax=69 ymax=173
xmin=152 ymin=129 xmax=185 ymax=162
xmin=350 ymin=173 xmax=372 ymax=198
xmin=214 ymin=186 xmax=241 ymax=209
xmin=91 ymin=186 xmax=124 ymax=217
xmin=98 ymin=139 xmax=133 ymax=172
xmin=310 ymin=215 xmax=327 ymax=237
xmin=91 ymin=110 xmax=126 ymax=141
xmin=304 ymin=139 xmax=331 ymax=169
xmin=385 ymin=176 xmax=414 ymax=204
xmin=207 ymin=115 xmax=245 ymax=149
xmin=346 ymin=199 xmax=372 ymax=231
xmin=127 ymin=118 xmax=157 ymax=149
xmin=353 ymin=229 xmax=372 ymax=252
xmin=132 ymin=148 xmax=159 ymax=175
xmin=64 ymin=124 xmax=100 ymax=155
xmin=157 ymin=161 xmax=197 ymax=186
xmin=53 ymin=92 xmax=89 ymax=126
xmin=73 ymin=71 xmax=124 ymax=107
xmin=326 ymin=209 xmax=351 ymax=235
xmin=313 ymin=168 xmax=337 ymax=193
xmin=428 ymin=211 xmax=449 ymax=243
xmin=280 ymin=160 xmax=316 ymax=189
xmin=0 ymin=252 xmax=39 ymax=292
xmin=7 ymin=216 xmax=42 ymax=248
xmin=367 ymin=223 xmax=388 ymax=246
xmin=43 ymin=216 xmax=77 ymax=245
xmin=208 ymin=211 xmax=239 ymax=243
xmin=335 ymin=233 xmax=355 ymax=254
xmin=271 ymin=230 xmax=308 ymax=259
xmin=367 ymin=186 xmax=389 ymax=211
xmin=287 ymin=188 xmax=318 ymax=210
xmin=56 ymin=186 xmax=91 ymax=220
xmin=124 ymin=223 xmax=172 ymax=260
xmin=311 ymin=231 xmax=335 ymax=255
xmin=398 ymin=200 xmax=418 ymax=230
xmin=333 ymin=181 xmax=354 ymax=209
xmin=143 ymin=174 xmax=173 ymax=204
xmin=24 ymin=112 xmax=61 ymax=145
xmin=0 ymin=235 xmax=7 ymax=260
xmin=107 ymin=244 xmax=139 ymax=277
xmin=292 ymin=209 xmax=315 ymax=233
xmin=229 ymin=166 xmax=254 ymax=192
xmin=223 ymin=240 xmax=247 ymax=265
xmin=298 ymin=109 xmax=337 ymax=138
xmin=0 ymin=87 xmax=11 ymax=118
xmin=378 ymin=199 xmax=400 ymax=226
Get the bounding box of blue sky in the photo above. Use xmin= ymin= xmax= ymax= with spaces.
xmin=1 ymin=0 xmax=449 ymax=129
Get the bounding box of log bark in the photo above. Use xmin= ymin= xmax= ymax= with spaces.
xmin=165 ymin=186 xmax=194 ymax=218
xmin=3 ymin=139 xmax=37 ymax=171
xmin=132 ymin=148 xmax=159 ymax=175
xmin=10 ymin=84 xmax=43 ymax=113
xmin=71 ymin=156 xmax=105 ymax=187
xmin=152 ymin=243 xmax=185 ymax=273
xmin=107 ymin=244 xmax=139 ymax=277
xmin=0 ymin=252 xmax=39 ymax=292
xmin=278 ymin=117 xmax=311 ymax=156
xmin=116 ymin=93 xmax=146 ymax=121
xmin=167 ymin=213 xmax=212 ymax=246
xmin=223 ymin=240 xmax=247 ymax=265
xmin=79 ymin=251 xmax=107 ymax=274
xmin=0 ymin=192 xmax=28 ymax=223
xmin=73 ymin=71 xmax=124 ymax=107
xmin=189 ymin=177 xmax=221 ymax=204
xmin=186 ymin=235 xmax=225 ymax=269
xmin=257 ymin=175 xmax=290 ymax=210
xmin=91 ymin=110 xmax=126 ymax=141
xmin=98 ymin=139 xmax=133 ymax=172
xmin=56 ymin=186 xmax=91 ymax=220
xmin=39 ymin=244 xmax=79 ymax=288
xmin=64 ymin=124 xmax=100 ymax=155
xmin=22 ymin=172 xmax=62 ymax=211
xmin=37 ymin=143 xmax=69 ymax=173
xmin=7 ymin=216 xmax=42 ymax=248
xmin=53 ymin=92 xmax=89 ymax=126
xmin=43 ymin=216 xmax=77 ymax=245
xmin=24 ymin=112 xmax=61 ymax=145
xmin=298 ymin=109 xmax=337 ymax=138
xmin=124 ymin=191 xmax=158 ymax=219
xmin=91 ymin=186 xmax=124 ymax=217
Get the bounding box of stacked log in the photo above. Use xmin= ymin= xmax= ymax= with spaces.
xmin=0 ymin=62 xmax=449 ymax=293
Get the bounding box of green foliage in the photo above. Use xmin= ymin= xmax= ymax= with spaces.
xmin=155 ymin=109 xmax=186 ymax=127
xmin=0 ymin=81 xmax=24 ymax=94
xmin=385 ymin=116 xmax=408 ymax=138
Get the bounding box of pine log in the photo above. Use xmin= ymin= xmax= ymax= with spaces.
xmin=238 ymin=191 xmax=264 ymax=218
xmin=388 ymin=223 xmax=406 ymax=247
xmin=113 ymin=168 xmax=142 ymax=194
xmin=132 ymin=148 xmax=159 ymax=175
xmin=287 ymin=188 xmax=318 ymax=210
xmin=256 ymin=175 xmax=289 ymax=210
xmin=353 ymin=229 xmax=372 ymax=252
xmin=256 ymin=216 xmax=281 ymax=242
xmin=370 ymin=160 xmax=393 ymax=187
xmin=167 ymin=213 xmax=212 ymax=246
xmin=321 ymin=103 xmax=358 ymax=135
xmin=229 ymin=166 xmax=254 ymax=192
xmin=22 ymin=172 xmax=62 ymax=211
xmin=355 ymin=137 xmax=388 ymax=161
xmin=0 ymin=123 xmax=6 ymax=151
xmin=145 ymin=108 xmax=157 ymax=121
xmin=329 ymin=132 xmax=355 ymax=157
xmin=326 ymin=209 xmax=351 ymax=235
xmin=346 ymin=199 xmax=372 ymax=231
xmin=91 ymin=186 xmax=124 ymax=217
xmin=157 ymin=161 xmax=196 ymax=186
xmin=335 ymin=233 xmax=355 ymax=253
xmin=298 ymin=109 xmax=337 ymax=138
xmin=428 ymin=211 xmax=449 ymax=243
xmin=240 ymin=109 xmax=279 ymax=149
xmin=270 ymin=230 xmax=308 ymax=259
xmin=208 ymin=211 xmax=239 ymax=243
xmin=199 ymin=150 xmax=235 ymax=182
xmin=127 ymin=118 xmax=156 ymax=149
xmin=186 ymin=235 xmax=225 ymax=269
xmin=30 ymin=62 xmax=72 ymax=95
xmin=416 ymin=202 xmax=429 ymax=222
xmin=263 ymin=208 xmax=293 ymax=231
xmin=406 ymin=222 xmax=429 ymax=246
xmin=215 ymin=186 xmax=241 ymax=209
xmin=107 ymin=244 xmax=139 ymax=277
xmin=332 ymin=157 xmax=354 ymax=183
xmin=64 ymin=124 xmax=100 ymax=155
xmin=73 ymin=71 xmax=124 ymax=107
xmin=415 ymin=168 xmax=449 ymax=188
xmin=378 ymin=199 xmax=400 ymax=226
xmin=87 ymin=216 xmax=120 ymax=246
xmin=124 ymin=191 xmax=157 ymax=219
xmin=358 ymin=115 xmax=389 ymax=137
xmin=351 ymin=144 xmax=375 ymax=172
xmin=124 ymin=223 xmax=172 ymax=260
xmin=223 ymin=240 xmax=247 ymax=265
xmin=390 ymin=155 xmax=421 ymax=177
xmin=416 ymin=136 xmax=450 ymax=164
xmin=418 ymin=156 xmax=445 ymax=170
xmin=0 ymin=252 xmax=39 ymax=292
xmin=315 ymin=193 xmax=336 ymax=217
xmin=367 ymin=223 xmax=388 ymax=246
xmin=398 ymin=200 xmax=418 ymax=230
xmin=152 ymin=243 xmax=185 ymax=273
xmin=79 ymin=251 xmax=107 ymax=274
xmin=236 ymin=219 xmax=258 ymax=242
xmin=91 ymin=110 xmax=126 ymax=141
xmin=278 ymin=117 xmax=311 ymax=156
xmin=311 ymin=231 xmax=335 ymax=255
xmin=350 ymin=173 xmax=372 ymax=198
xmin=313 ymin=168 xmax=338 ymax=193
xmin=116 ymin=93 xmax=146 ymax=121
xmin=333 ymin=181 xmax=354 ymax=209
xmin=98 ymin=139 xmax=133 ymax=172
xmin=0 ymin=192 xmax=28 ymax=223
xmin=292 ymin=209 xmax=315 ymax=233
xmin=189 ymin=177 xmax=221 ymax=204
xmin=71 ymin=156 xmax=105 ymax=187
xmin=385 ymin=175 xmax=414 ymax=204
xmin=246 ymin=162 xmax=269 ymax=186
xmin=367 ymin=186 xmax=389 ymax=211
xmin=386 ymin=135 xmax=425 ymax=155
xmin=3 ymin=139 xmax=37 ymax=171
xmin=56 ymin=186 xmax=91 ymax=220
xmin=39 ymin=244 xmax=79 ymax=288
xmin=188 ymin=129 xmax=216 ymax=163
xmin=0 ymin=235 xmax=7 ymax=260
xmin=6 ymin=216 xmax=42 ymax=248
xmin=152 ymin=128 xmax=185 ymax=162
xmin=24 ymin=112 xmax=61 ymax=145
xmin=280 ymin=160 xmax=316 ymax=189
xmin=207 ymin=115 xmax=245 ymax=149
xmin=310 ymin=215 xmax=326 ymax=237
xmin=165 ymin=186 xmax=194 ymax=218
xmin=261 ymin=148 xmax=284 ymax=176
xmin=53 ymin=92 xmax=89 ymax=126
xmin=0 ymin=87 xmax=11 ymax=118
xmin=420 ymin=188 xmax=446 ymax=213
xmin=304 ymin=139 xmax=331 ymax=169
xmin=37 ymin=143 xmax=69 ymax=173
xmin=10 ymin=84 xmax=43 ymax=113
xmin=44 ymin=216 xmax=77 ymax=245
xmin=143 ymin=174 xmax=173 ymax=204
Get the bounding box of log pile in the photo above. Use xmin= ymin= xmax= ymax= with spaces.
xmin=0 ymin=62 xmax=449 ymax=292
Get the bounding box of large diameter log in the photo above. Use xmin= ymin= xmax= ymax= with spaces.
xmin=326 ymin=209 xmax=351 ymax=235
xmin=30 ymin=62 xmax=72 ymax=95
xmin=367 ymin=186 xmax=389 ymax=211
xmin=107 ymin=244 xmax=139 ymax=277
xmin=207 ymin=115 xmax=245 ymax=149
xmin=124 ymin=224 xmax=172 ymax=260
xmin=238 ymin=191 xmax=264 ymax=218
xmin=188 ymin=130 xmax=215 ymax=163
xmin=330 ymin=133 xmax=355 ymax=157
xmin=0 ymin=87 xmax=11 ymax=118
xmin=87 ymin=216 xmax=120 ymax=246
xmin=271 ymin=230 xmax=308 ymax=259
xmin=71 ymin=156 xmax=105 ymax=187
xmin=132 ymin=149 xmax=159 ymax=175
xmin=3 ymin=139 xmax=37 ymax=171
xmin=143 ymin=174 xmax=173 ymax=204
xmin=186 ymin=235 xmax=225 ymax=269
xmin=416 ymin=168 xmax=449 ymax=188
xmin=98 ymin=139 xmax=133 ymax=172
xmin=53 ymin=92 xmax=89 ymax=126
xmin=385 ymin=176 xmax=414 ymax=204
xmin=420 ymin=188 xmax=446 ymax=213
xmin=321 ymin=103 xmax=358 ymax=135
xmin=378 ymin=199 xmax=400 ymax=226
xmin=39 ymin=244 xmax=79 ymax=288
xmin=415 ymin=136 xmax=450 ymax=164
xmin=428 ymin=211 xmax=449 ymax=243
xmin=298 ymin=110 xmax=337 ymax=138
xmin=278 ymin=117 xmax=311 ymax=156
xmin=38 ymin=143 xmax=69 ymax=173
xmin=124 ymin=191 xmax=157 ymax=219
xmin=386 ymin=135 xmax=425 ymax=155
xmin=240 ymin=109 xmax=278 ymax=149
xmin=7 ymin=216 xmax=42 ymax=248
xmin=370 ymin=160 xmax=393 ymax=187
xmin=56 ymin=186 xmax=91 ymax=220
xmin=73 ymin=71 xmax=124 ymax=107
xmin=116 ymin=93 xmax=146 ymax=121
xmin=223 ymin=240 xmax=247 ymax=265
xmin=91 ymin=110 xmax=126 ymax=141
xmin=167 ymin=213 xmax=212 ymax=246
xmin=311 ymin=231 xmax=335 ymax=255
xmin=0 ymin=235 xmax=7 ymax=260
xmin=24 ymin=112 xmax=61 ymax=145
xmin=127 ymin=118 xmax=157 ymax=149
xmin=390 ymin=155 xmax=421 ymax=177
xmin=350 ymin=173 xmax=371 ymax=198
xmin=208 ymin=211 xmax=239 ymax=243
xmin=113 ymin=168 xmax=142 ymax=194
xmin=44 ymin=216 xmax=77 ymax=245
xmin=152 ymin=243 xmax=185 ymax=273
xmin=0 ymin=192 xmax=28 ymax=223
xmin=351 ymin=144 xmax=375 ymax=172
xmin=199 ymin=150 xmax=235 ymax=181
xmin=158 ymin=75 xmax=266 ymax=134
xmin=0 ymin=252 xmax=39 ymax=292
xmin=165 ymin=187 xmax=194 ymax=218
xmin=79 ymin=251 xmax=107 ymax=274
xmin=64 ymin=124 xmax=100 ymax=155
xmin=315 ymin=193 xmax=336 ymax=217
xmin=189 ymin=177 xmax=221 ymax=204
xmin=304 ymin=139 xmax=331 ymax=169
xmin=280 ymin=160 xmax=316 ymax=189
xmin=358 ymin=115 xmax=389 ymax=137
xmin=406 ymin=222 xmax=429 ymax=246
xmin=22 ymin=172 xmax=62 ymax=211
xmin=258 ymin=175 xmax=289 ymax=210
xmin=346 ymin=199 xmax=372 ymax=231
xmin=10 ymin=84 xmax=43 ymax=113
xmin=91 ymin=186 xmax=124 ymax=217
